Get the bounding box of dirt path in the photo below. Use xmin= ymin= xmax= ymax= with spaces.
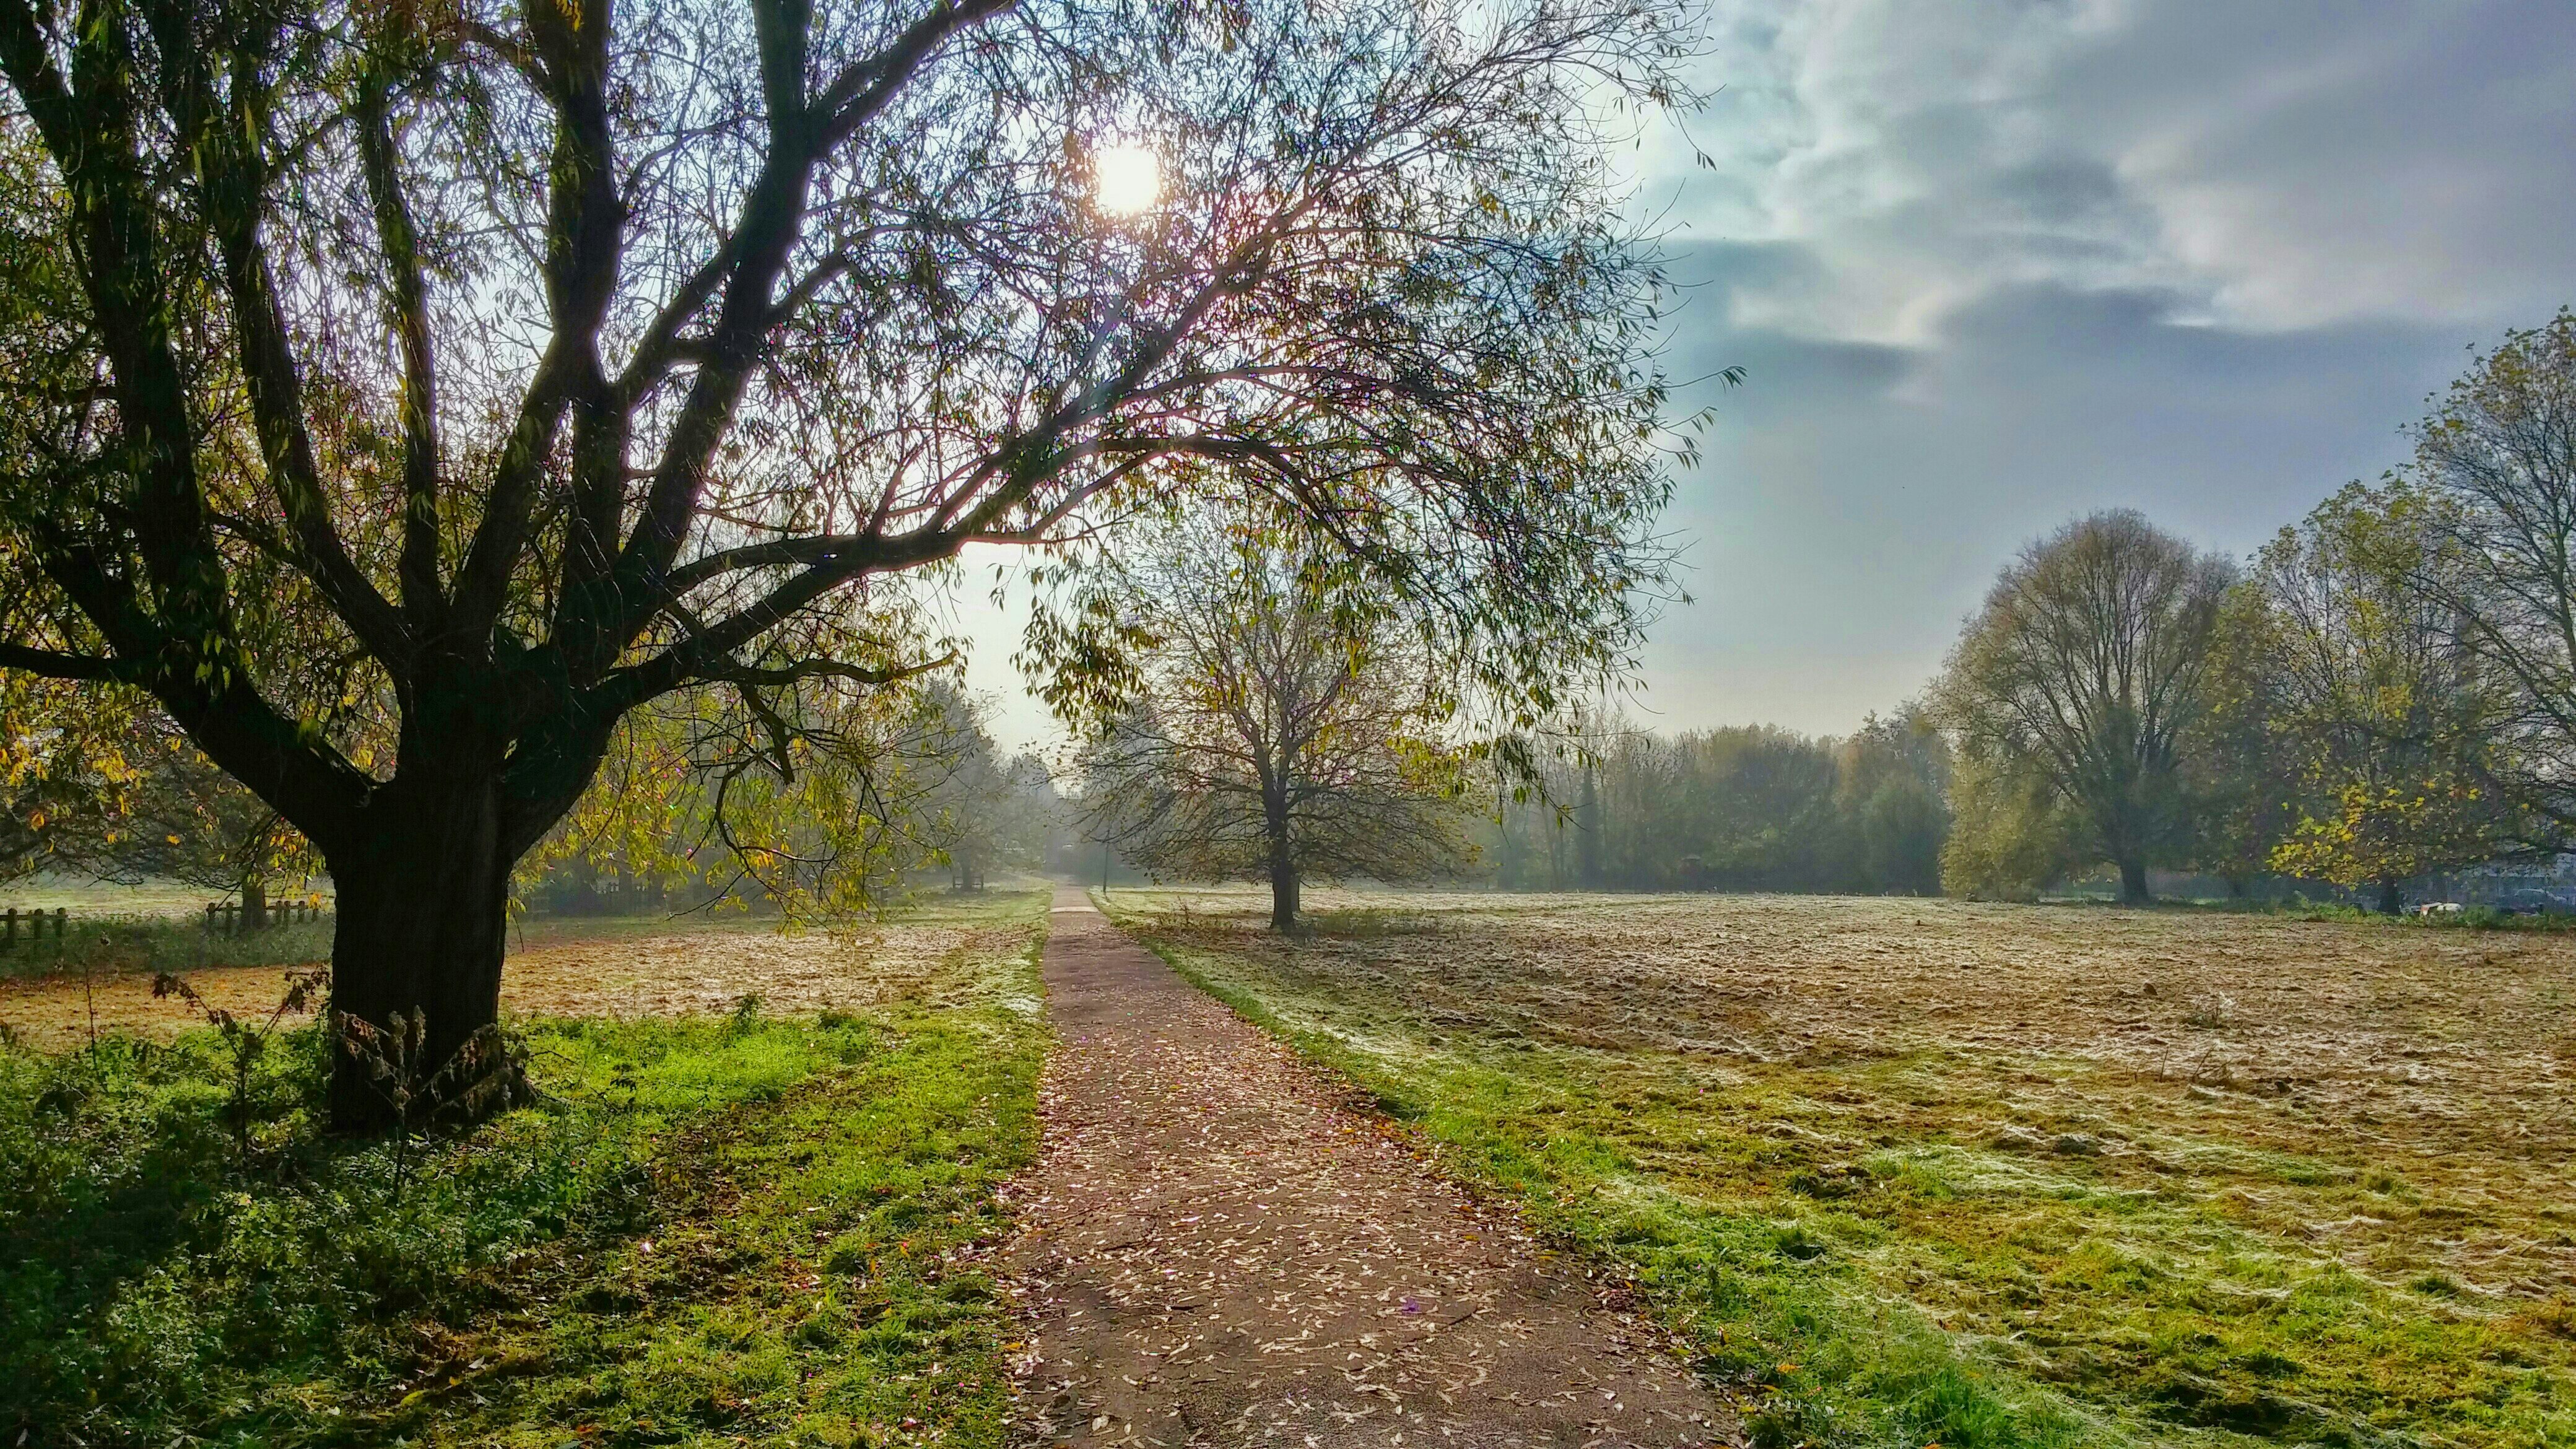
xmin=1003 ymin=889 xmax=1729 ymax=1447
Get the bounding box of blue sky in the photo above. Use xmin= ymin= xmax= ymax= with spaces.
xmin=960 ymin=0 xmax=2576 ymax=753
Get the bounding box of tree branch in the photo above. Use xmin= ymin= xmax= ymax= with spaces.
xmin=356 ymin=67 xmax=448 ymax=632
xmin=0 ymin=641 xmax=137 ymax=682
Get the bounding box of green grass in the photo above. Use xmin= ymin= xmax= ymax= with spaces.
xmin=0 ymin=889 xmax=1050 ymax=1448
xmin=1106 ymin=890 xmax=2576 ymax=1449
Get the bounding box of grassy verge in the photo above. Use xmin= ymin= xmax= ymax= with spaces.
xmin=1105 ymin=892 xmax=2575 ymax=1449
xmin=0 ymin=889 xmax=1050 ymax=1448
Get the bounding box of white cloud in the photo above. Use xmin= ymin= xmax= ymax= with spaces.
xmin=1650 ymin=0 xmax=2576 ymax=341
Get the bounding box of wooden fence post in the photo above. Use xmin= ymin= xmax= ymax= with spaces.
xmin=3 ymin=906 xmax=15 ymax=951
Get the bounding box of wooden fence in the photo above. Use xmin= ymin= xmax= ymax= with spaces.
xmin=0 ymin=907 xmax=67 ymax=951
xmin=202 ymin=900 xmax=331 ymax=935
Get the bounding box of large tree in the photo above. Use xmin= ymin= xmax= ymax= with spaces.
xmin=1935 ymin=510 xmax=2234 ymax=905
xmin=2398 ymin=310 xmax=2576 ymax=846
xmin=2248 ymin=484 xmax=2510 ymax=912
xmin=1071 ymin=522 xmax=1474 ymax=930
xmin=0 ymin=0 xmax=1691 ymax=1121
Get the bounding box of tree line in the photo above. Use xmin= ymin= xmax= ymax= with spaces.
xmin=1481 ymin=713 xmax=1947 ymax=895
xmin=1476 ymin=308 xmax=2576 ymax=910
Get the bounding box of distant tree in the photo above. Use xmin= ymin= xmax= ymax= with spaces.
xmin=2188 ymin=580 xmax=2302 ymax=894
xmin=2251 ymin=485 xmax=2515 ymax=910
xmin=1073 ymin=524 xmax=1473 ymax=930
xmin=1937 ymin=746 xmax=2079 ymax=902
xmin=1576 ymin=755 xmax=1606 ymax=889
xmin=1479 ymin=708 xmax=1947 ymax=896
xmin=1837 ymin=708 xmax=1951 ymax=895
xmin=2396 ymin=310 xmax=2576 ymax=849
xmin=1653 ymin=726 xmax=1842 ymax=889
xmin=0 ymin=0 xmax=1695 ymax=1122
xmin=914 ymin=684 xmax=1056 ymax=891
xmin=1934 ymin=511 xmax=2235 ymax=904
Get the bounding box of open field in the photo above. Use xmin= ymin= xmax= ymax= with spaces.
xmin=1 ymin=889 xmax=1050 ymax=1448
xmin=0 ymin=874 xmax=245 ymax=918
xmin=1107 ymin=887 xmax=2576 ymax=1449
xmin=0 ymin=899 xmax=1040 ymax=1048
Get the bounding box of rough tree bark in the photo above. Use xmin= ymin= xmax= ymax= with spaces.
xmin=323 ymin=784 xmax=516 ymax=1127
xmin=300 ymin=689 xmax=609 ymax=1128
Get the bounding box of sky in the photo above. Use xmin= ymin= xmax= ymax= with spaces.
xmin=957 ymin=0 xmax=2576 ymax=755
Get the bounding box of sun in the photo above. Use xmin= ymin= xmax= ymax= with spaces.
xmin=1092 ymin=143 xmax=1161 ymax=216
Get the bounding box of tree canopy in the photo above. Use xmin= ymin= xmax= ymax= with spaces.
xmin=2401 ymin=310 xmax=2576 ymax=845
xmin=2244 ymin=484 xmax=2512 ymax=910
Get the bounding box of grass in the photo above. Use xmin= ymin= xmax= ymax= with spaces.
xmin=1103 ymin=887 xmax=2576 ymax=1449
xmin=0 ymin=887 xmax=1051 ymax=1448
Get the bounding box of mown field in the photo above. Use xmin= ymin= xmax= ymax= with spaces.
xmin=1107 ymin=889 xmax=2576 ymax=1449
xmin=0 ymin=889 xmax=1050 ymax=1448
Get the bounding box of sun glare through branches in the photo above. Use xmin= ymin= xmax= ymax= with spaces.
xmin=1091 ymin=142 xmax=1161 ymax=215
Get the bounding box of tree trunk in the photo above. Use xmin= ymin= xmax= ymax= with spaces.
xmin=240 ymin=876 xmax=268 ymax=933
xmin=2378 ymin=877 xmax=2403 ymax=915
xmin=2118 ymin=857 xmax=2151 ymax=905
xmin=321 ymin=778 xmax=520 ymax=1132
xmin=1577 ymin=764 xmax=1603 ymax=889
xmin=1269 ymin=849 xmax=1300 ymax=932
xmin=1264 ymin=782 xmax=1299 ymax=931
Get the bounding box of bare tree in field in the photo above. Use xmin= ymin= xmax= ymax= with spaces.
xmin=0 ymin=0 xmax=1695 ymax=1123
xmin=1074 ymin=526 xmax=1473 ymax=930
xmin=1936 ymin=510 xmax=2235 ymax=905
xmin=2399 ymin=311 xmax=2576 ymax=842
